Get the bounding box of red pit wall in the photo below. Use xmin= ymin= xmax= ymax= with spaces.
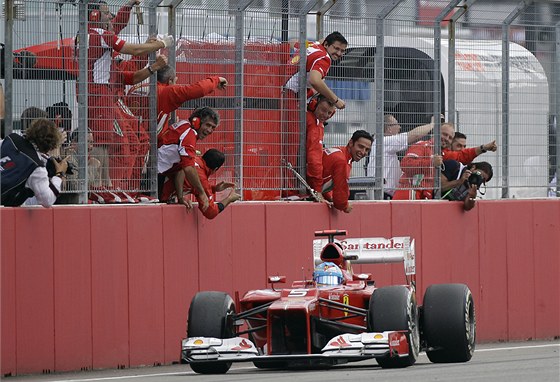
xmin=1 ymin=200 xmax=559 ymax=375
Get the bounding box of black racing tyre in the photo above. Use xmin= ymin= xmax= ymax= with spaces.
xmin=422 ymin=284 xmax=476 ymax=363
xmin=369 ymin=285 xmax=420 ymax=368
xmin=187 ymin=291 xmax=236 ymax=374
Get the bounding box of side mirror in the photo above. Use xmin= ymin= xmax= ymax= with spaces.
xmin=268 ymin=275 xmax=286 ymax=284
xmin=352 ymin=273 xmax=371 ymax=281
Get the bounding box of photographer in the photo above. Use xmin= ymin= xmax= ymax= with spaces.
xmin=0 ymin=119 xmax=68 ymax=207
xmin=441 ymin=160 xmax=493 ymax=211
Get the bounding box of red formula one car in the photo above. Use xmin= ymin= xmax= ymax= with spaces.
xmin=181 ymin=230 xmax=476 ymax=374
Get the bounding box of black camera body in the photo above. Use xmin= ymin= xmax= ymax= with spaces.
xmin=467 ymin=171 xmax=484 ymax=188
xmin=46 ymin=157 xmax=77 ymax=177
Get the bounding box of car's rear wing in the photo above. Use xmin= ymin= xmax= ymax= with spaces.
xmin=313 ymin=236 xmax=416 ymax=276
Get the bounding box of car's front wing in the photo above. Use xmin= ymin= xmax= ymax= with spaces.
xmin=181 ymin=331 xmax=409 ymax=364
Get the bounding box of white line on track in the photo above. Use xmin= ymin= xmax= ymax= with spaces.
xmin=45 ymin=342 xmax=560 ymax=382
xmin=46 ymin=373 xmax=192 ymax=382
xmin=473 ymin=343 xmax=560 ymax=352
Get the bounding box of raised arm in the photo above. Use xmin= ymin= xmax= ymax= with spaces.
xmin=119 ymin=34 xmax=173 ymax=56
xmin=406 ymin=121 xmax=434 ymax=144
xmin=308 ymin=70 xmax=345 ymax=109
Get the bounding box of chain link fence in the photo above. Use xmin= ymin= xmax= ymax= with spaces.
xmin=2 ymin=0 xmax=559 ymax=203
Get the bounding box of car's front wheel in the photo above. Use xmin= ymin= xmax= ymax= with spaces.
xmin=369 ymin=285 xmax=420 ymax=368
xmin=187 ymin=291 xmax=236 ymax=374
xmin=422 ymin=283 xmax=476 ymax=363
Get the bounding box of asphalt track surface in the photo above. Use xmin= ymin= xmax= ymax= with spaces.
xmin=5 ymin=341 xmax=559 ymax=382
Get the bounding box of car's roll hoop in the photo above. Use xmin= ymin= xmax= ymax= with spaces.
xmin=314 ymin=230 xmax=348 ymax=243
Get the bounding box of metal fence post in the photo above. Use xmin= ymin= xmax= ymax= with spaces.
xmin=4 ymin=0 xmax=14 ymax=135
xmin=148 ymin=0 xmax=164 ymax=196
xmin=447 ymin=0 xmax=477 ymax=125
xmin=555 ymin=19 xmax=560 ymax=196
xmin=433 ymin=0 xmax=462 ymax=197
xmin=298 ymin=1 xmax=321 ymax=181
xmin=372 ymin=0 xmax=404 ymax=200
xmin=502 ymin=0 xmax=533 ymax=198
xmin=234 ymin=1 xmax=255 ymax=197
xmin=315 ymin=0 xmax=336 ymax=40
xmin=77 ymin=0 xmax=89 ymax=203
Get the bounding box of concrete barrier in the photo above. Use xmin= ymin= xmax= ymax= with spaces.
xmin=1 ymin=200 xmax=559 ymax=375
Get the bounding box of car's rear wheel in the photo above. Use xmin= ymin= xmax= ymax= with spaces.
xmin=422 ymin=284 xmax=476 ymax=363
xmin=369 ymin=285 xmax=420 ymax=368
xmin=187 ymin=291 xmax=236 ymax=374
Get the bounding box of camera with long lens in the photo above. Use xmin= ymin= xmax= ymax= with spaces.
xmin=467 ymin=171 xmax=484 ymax=188
xmin=46 ymin=157 xmax=77 ymax=177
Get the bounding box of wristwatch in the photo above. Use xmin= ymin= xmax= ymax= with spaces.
xmin=479 ymin=145 xmax=487 ymax=153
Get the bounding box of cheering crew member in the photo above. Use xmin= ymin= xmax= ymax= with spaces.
xmin=306 ymin=95 xmax=336 ymax=194
xmin=114 ymin=54 xmax=169 ymax=190
xmin=126 ymin=65 xmax=227 ymax=139
xmin=285 ymin=31 xmax=348 ymax=109
xmin=443 ymin=138 xmax=498 ymax=163
xmin=281 ymin=32 xmax=347 ymax=195
xmin=161 ymin=149 xmax=241 ymax=218
xmin=157 ymin=107 xmax=220 ymax=212
xmin=322 ymin=130 xmax=373 ymax=213
xmin=392 ymin=123 xmax=454 ymax=200
xmin=83 ymin=0 xmax=173 ymax=185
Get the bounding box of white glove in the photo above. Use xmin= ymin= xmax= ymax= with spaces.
xmin=157 ymin=34 xmax=174 ymax=48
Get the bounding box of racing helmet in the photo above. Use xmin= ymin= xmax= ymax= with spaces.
xmin=313 ymin=262 xmax=344 ymax=286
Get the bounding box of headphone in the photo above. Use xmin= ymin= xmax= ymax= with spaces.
xmin=190 ymin=117 xmax=200 ymax=130
xmin=307 ymin=96 xmax=336 ymax=119
xmin=307 ymin=97 xmax=318 ymax=112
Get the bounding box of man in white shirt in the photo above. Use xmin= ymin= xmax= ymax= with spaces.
xmin=367 ymin=115 xmax=435 ymax=199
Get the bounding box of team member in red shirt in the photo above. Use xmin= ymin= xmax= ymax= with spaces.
xmin=282 ymin=32 xmax=347 ymax=194
xmin=392 ymin=123 xmax=454 ymax=200
xmin=285 ymin=31 xmax=348 ymax=109
xmin=306 ymin=95 xmax=336 ymax=193
xmin=161 ymin=149 xmax=241 ymax=218
xmin=322 ymin=130 xmax=373 ymax=213
xmin=126 ymin=65 xmax=227 ymax=138
xmin=443 ymin=139 xmax=498 ymax=163
xmin=84 ymin=0 xmax=173 ymax=187
xmin=157 ymin=107 xmax=219 ymax=211
xmin=114 ymin=54 xmax=168 ymax=191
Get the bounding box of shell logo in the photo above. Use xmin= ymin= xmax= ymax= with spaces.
xmin=374 ymin=334 xmax=383 ymax=340
xmin=291 ymin=55 xmax=300 ymax=65
xmin=193 ymin=339 xmax=204 ymax=345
